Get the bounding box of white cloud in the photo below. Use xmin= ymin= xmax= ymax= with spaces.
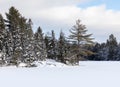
xmin=0 ymin=0 xmax=120 ymax=42
xmin=34 ymin=4 xmax=120 ymax=42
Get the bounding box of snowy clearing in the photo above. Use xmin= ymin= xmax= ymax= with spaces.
xmin=0 ymin=61 xmax=120 ymax=87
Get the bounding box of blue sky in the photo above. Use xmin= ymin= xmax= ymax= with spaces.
xmin=80 ymin=0 xmax=120 ymax=10
xmin=0 ymin=0 xmax=120 ymax=42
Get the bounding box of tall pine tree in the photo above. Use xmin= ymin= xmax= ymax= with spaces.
xmin=6 ymin=6 xmax=24 ymax=65
xmin=68 ymin=19 xmax=94 ymax=64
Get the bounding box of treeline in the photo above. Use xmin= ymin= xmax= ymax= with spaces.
xmin=87 ymin=34 xmax=120 ymax=61
xmin=0 ymin=7 xmax=47 ymax=67
xmin=0 ymin=6 xmax=119 ymax=67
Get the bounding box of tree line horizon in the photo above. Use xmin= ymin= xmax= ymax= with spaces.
xmin=0 ymin=6 xmax=120 ymax=67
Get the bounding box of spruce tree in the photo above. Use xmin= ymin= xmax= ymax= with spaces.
xmin=116 ymin=44 xmax=120 ymax=60
xmin=57 ymin=31 xmax=68 ymax=62
xmin=6 ymin=6 xmax=23 ymax=65
xmin=107 ymin=34 xmax=118 ymax=60
xmin=23 ymin=19 xmax=35 ymax=65
xmin=44 ymin=33 xmax=51 ymax=59
xmin=0 ymin=14 xmax=6 ymax=65
xmin=87 ymin=43 xmax=102 ymax=60
xmin=98 ymin=43 xmax=108 ymax=60
xmin=34 ymin=26 xmax=46 ymax=61
xmin=44 ymin=31 xmax=57 ymax=60
xmin=0 ymin=14 xmax=5 ymax=51
xmin=50 ymin=30 xmax=58 ymax=60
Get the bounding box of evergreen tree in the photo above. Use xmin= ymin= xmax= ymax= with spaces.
xmin=68 ymin=19 xmax=94 ymax=64
xmin=44 ymin=33 xmax=51 ymax=59
xmin=107 ymin=34 xmax=118 ymax=60
xmin=23 ymin=19 xmax=35 ymax=65
xmin=98 ymin=43 xmax=108 ymax=60
xmin=0 ymin=14 xmax=6 ymax=51
xmin=18 ymin=16 xmax=27 ymax=63
xmin=87 ymin=43 xmax=108 ymax=61
xmin=116 ymin=43 xmax=120 ymax=60
xmin=5 ymin=6 xmax=23 ymax=65
xmin=50 ymin=30 xmax=58 ymax=60
xmin=57 ymin=31 xmax=68 ymax=62
xmin=5 ymin=30 xmax=13 ymax=64
xmin=0 ymin=14 xmax=6 ymax=65
xmin=34 ymin=26 xmax=46 ymax=61
xmin=44 ymin=30 xmax=57 ymax=60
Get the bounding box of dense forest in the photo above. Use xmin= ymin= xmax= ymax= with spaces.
xmin=0 ymin=6 xmax=119 ymax=67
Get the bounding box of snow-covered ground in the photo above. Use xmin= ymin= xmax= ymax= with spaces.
xmin=0 ymin=61 xmax=120 ymax=87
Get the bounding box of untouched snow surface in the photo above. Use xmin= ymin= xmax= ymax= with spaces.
xmin=1 ymin=61 xmax=120 ymax=87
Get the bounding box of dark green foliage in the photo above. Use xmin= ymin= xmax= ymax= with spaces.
xmin=44 ymin=33 xmax=52 ymax=59
xmin=4 ymin=7 xmax=36 ymax=66
xmin=6 ymin=6 xmax=20 ymax=34
xmin=44 ymin=30 xmax=57 ymax=60
xmin=5 ymin=6 xmax=23 ymax=65
xmin=87 ymin=43 xmax=102 ymax=60
xmin=87 ymin=34 xmax=120 ymax=61
xmin=107 ymin=34 xmax=118 ymax=60
xmin=0 ymin=14 xmax=6 ymax=51
xmin=0 ymin=14 xmax=6 ymax=65
xmin=23 ymin=19 xmax=35 ymax=64
xmin=50 ymin=30 xmax=57 ymax=59
xmin=34 ymin=27 xmax=46 ymax=61
xmin=57 ymin=31 xmax=68 ymax=62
